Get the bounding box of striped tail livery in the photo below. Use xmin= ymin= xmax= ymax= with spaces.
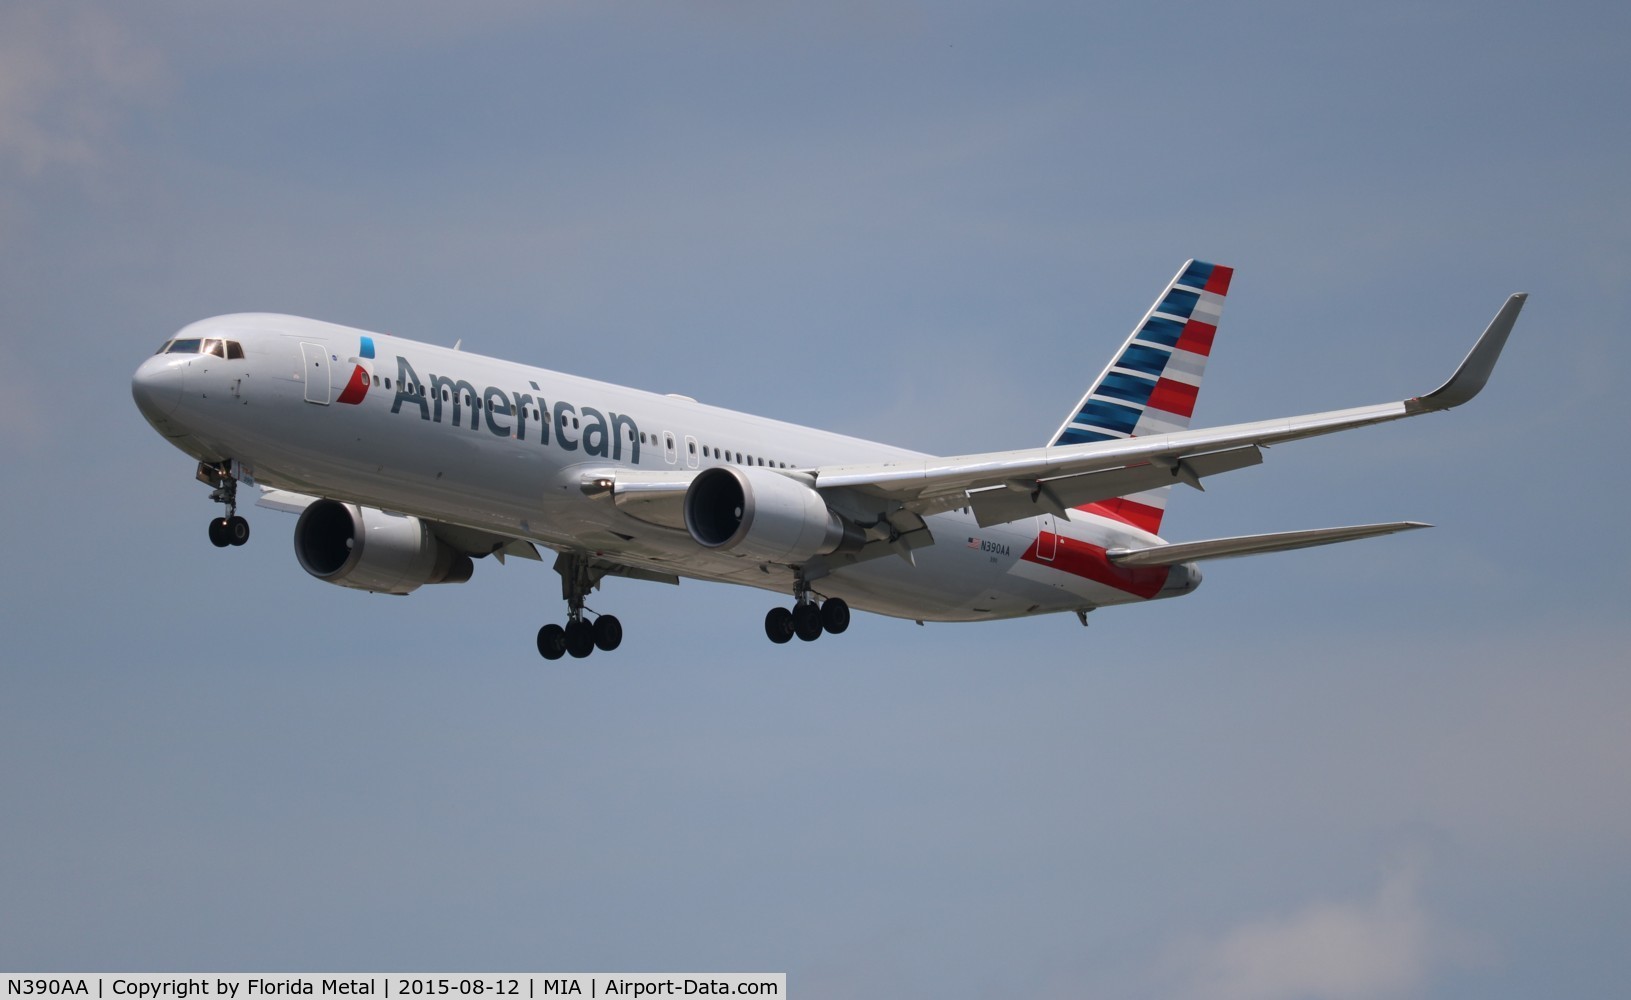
xmin=1050 ymin=259 xmax=1232 ymax=533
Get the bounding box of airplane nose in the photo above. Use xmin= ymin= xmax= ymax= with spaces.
xmin=131 ymin=355 xmax=184 ymax=423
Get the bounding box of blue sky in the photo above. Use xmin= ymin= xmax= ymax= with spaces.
xmin=2 ymin=3 xmax=1628 ymax=997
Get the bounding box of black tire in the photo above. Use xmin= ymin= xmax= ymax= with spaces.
xmin=565 ymin=620 xmax=596 ymax=658
xmin=226 ymin=515 xmax=250 ymax=546
xmin=793 ymin=602 xmax=823 ymax=642
xmin=764 ymin=606 xmax=795 ymax=644
xmin=820 ymin=597 xmax=850 ymax=635
xmin=208 ymin=517 xmax=230 ymax=548
xmin=592 ymin=614 xmax=623 ymax=652
xmin=537 ymin=624 xmax=567 ymax=660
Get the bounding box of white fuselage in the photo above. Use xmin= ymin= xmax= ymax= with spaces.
xmin=132 ymin=313 xmax=1198 ymax=623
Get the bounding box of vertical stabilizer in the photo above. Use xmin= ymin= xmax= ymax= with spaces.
xmin=1049 ymin=259 xmax=1232 ymax=533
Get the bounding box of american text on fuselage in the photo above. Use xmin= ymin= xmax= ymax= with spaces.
xmin=390 ymin=356 xmax=642 ymax=462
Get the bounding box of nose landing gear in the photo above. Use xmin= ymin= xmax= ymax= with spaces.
xmin=199 ymin=461 xmax=249 ymax=547
xmin=208 ymin=515 xmax=250 ymax=547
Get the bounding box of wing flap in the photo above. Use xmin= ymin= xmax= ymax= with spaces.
xmin=1106 ymin=521 xmax=1431 ymax=567
xmin=818 ymin=401 xmax=1405 ymax=503
xmin=967 ymin=445 xmax=1264 ymax=527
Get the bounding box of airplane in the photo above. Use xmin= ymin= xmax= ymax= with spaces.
xmin=131 ymin=261 xmax=1526 ymax=659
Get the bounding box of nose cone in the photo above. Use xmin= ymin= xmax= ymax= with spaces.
xmin=132 ymin=355 xmax=185 ymax=429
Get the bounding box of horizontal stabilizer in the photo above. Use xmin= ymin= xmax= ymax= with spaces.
xmin=1106 ymin=521 xmax=1431 ymax=567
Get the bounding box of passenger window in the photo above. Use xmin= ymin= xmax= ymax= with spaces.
xmin=689 ymin=441 xmax=697 ymax=454
xmin=384 ymin=378 xmax=391 ymax=389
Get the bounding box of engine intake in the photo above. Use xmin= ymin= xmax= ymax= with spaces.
xmin=294 ymin=500 xmax=474 ymax=594
xmin=684 ymin=465 xmax=860 ymax=564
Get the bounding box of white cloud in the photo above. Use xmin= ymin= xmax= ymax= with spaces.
xmin=0 ymin=6 xmax=164 ymax=174
xmin=1164 ymin=861 xmax=1481 ymax=1000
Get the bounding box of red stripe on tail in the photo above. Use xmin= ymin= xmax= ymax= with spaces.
xmin=1175 ymin=319 xmax=1216 ymax=357
xmin=1079 ymin=498 xmax=1165 ymax=534
xmin=1146 ymin=377 xmax=1199 ymax=418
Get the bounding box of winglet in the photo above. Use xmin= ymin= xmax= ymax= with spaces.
xmin=1409 ymin=293 xmax=1527 ymax=412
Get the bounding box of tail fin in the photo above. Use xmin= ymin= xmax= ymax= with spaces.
xmin=1048 ymin=259 xmax=1232 ymax=533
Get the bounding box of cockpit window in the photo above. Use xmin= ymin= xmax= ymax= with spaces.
xmin=152 ymin=337 xmax=244 ymax=358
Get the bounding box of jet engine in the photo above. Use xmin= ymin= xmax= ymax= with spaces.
xmin=294 ymin=499 xmax=474 ymax=594
xmin=684 ymin=465 xmax=862 ymax=564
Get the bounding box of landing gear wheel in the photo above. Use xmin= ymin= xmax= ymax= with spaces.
xmin=820 ymin=598 xmax=850 ymax=635
xmin=765 ymin=606 xmax=795 ymax=644
xmin=537 ymin=624 xmax=567 ymax=660
xmin=226 ymin=515 xmax=250 ymax=546
xmin=793 ymin=602 xmax=824 ymax=642
xmin=208 ymin=517 xmax=231 ymax=548
xmin=565 ymin=620 xmax=596 ymax=658
xmin=592 ymin=615 xmax=623 ymax=652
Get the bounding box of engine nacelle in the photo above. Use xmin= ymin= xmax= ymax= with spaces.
xmin=684 ymin=465 xmax=861 ymax=564
xmin=294 ymin=499 xmax=474 ymax=595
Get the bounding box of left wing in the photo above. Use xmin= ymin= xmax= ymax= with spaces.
xmin=813 ymin=294 xmax=1526 ymax=527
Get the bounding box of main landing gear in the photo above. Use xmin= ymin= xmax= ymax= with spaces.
xmin=200 ymin=461 xmax=250 ymax=547
xmin=764 ymin=575 xmax=850 ymax=644
xmin=537 ymin=552 xmax=622 ymax=660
